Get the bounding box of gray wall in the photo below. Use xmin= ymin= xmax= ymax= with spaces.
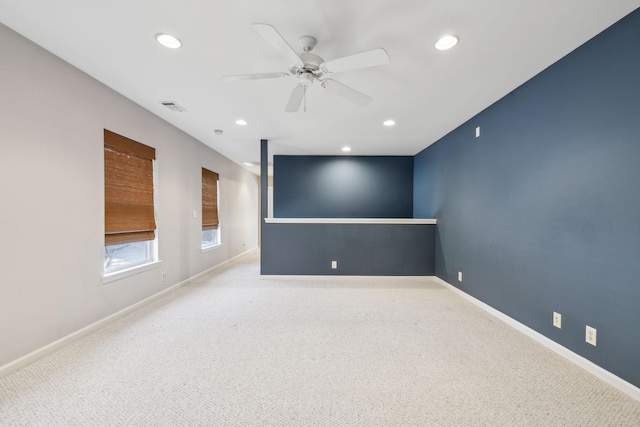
xmin=0 ymin=23 xmax=259 ymax=367
xmin=414 ymin=8 xmax=640 ymax=388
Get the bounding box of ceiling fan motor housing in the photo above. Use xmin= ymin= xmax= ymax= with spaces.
xmin=294 ymin=51 xmax=325 ymax=85
xmin=299 ymin=52 xmax=323 ymax=71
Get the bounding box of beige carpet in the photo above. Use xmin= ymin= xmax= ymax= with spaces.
xmin=1 ymin=250 xmax=639 ymax=426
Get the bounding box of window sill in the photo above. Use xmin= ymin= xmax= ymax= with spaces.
xmin=102 ymin=260 xmax=164 ymax=285
xmin=201 ymin=243 xmax=222 ymax=253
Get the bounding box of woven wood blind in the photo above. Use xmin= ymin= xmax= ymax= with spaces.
xmin=104 ymin=129 xmax=156 ymax=245
xmin=202 ymin=168 xmax=219 ymax=230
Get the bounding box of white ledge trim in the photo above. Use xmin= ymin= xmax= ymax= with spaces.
xmin=264 ymin=218 xmax=437 ymax=224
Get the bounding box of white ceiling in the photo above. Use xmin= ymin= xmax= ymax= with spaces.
xmin=1 ymin=0 xmax=638 ymax=175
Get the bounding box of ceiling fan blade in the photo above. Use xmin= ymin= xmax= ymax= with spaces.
xmin=320 ymin=48 xmax=390 ymax=74
xmin=285 ymin=85 xmax=305 ymax=113
xmin=220 ymin=72 xmax=289 ymax=82
xmin=321 ymin=79 xmax=372 ymax=107
xmin=252 ymin=23 xmax=304 ymax=68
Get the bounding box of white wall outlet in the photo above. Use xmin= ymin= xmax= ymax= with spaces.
xmin=161 ymin=271 xmax=166 ymax=282
xmin=553 ymin=312 xmax=562 ymax=328
xmin=458 ymin=271 xmax=463 ymax=282
xmin=192 ymin=210 xmax=197 ymax=218
xmin=586 ymin=325 xmax=597 ymax=346
xmin=475 ymin=126 xmax=480 ymax=137
xmin=331 ymin=261 xmax=337 ymax=269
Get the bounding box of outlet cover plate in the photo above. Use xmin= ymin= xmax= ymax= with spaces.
xmin=586 ymin=325 xmax=597 ymax=346
xmin=458 ymin=271 xmax=463 ymax=282
xmin=553 ymin=312 xmax=561 ymax=328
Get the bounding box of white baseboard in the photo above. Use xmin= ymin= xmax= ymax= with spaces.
xmin=0 ymin=247 xmax=259 ymax=379
xmin=432 ymin=276 xmax=640 ymax=402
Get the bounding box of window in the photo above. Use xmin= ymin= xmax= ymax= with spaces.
xmin=202 ymin=168 xmax=220 ymax=248
xmin=104 ymin=129 xmax=157 ymax=274
xmin=104 ymin=241 xmax=153 ymax=274
xmin=201 ymin=228 xmax=218 ymax=248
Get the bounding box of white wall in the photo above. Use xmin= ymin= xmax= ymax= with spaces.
xmin=0 ymin=23 xmax=259 ymax=367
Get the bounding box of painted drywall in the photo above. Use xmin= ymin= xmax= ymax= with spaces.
xmin=273 ymin=156 xmax=414 ymax=218
xmin=414 ymin=9 xmax=640 ymax=388
xmin=261 ymin=145 xmax=432 ymax=276
xmin=262 ymin=223 xmax=435 ymax=275
xmin=0 ymin=23 xmax=258 ymax=367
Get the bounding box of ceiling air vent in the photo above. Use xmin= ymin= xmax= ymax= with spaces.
xmin=160 ymin=101 xmax=187 ymax=112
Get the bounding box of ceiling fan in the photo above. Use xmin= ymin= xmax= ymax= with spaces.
xmin=220 ymin=24 xmax=390 ymax=112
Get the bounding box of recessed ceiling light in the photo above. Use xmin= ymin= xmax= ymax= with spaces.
xmin=342 ymin=146 xmax=352 ymax=152
xmin=155 ymin=33 xmax=182 ymax=49
xmin=435 ymin=35 xmax=459 ymax=51
xmin=214 ymin=129 xmax=223 ymax=135
xmin=242 ymin=161 xmax=256 ymax=167
xmin=383 ymin=119 xmax=396 ymax=127
xmin=235 ymin=119 xmax=248 ymax=126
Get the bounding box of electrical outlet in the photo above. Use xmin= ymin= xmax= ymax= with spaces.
xmin=475 ymin=126 xmax=480 ymax=137
xmin=331 ymin=261 xmax=337 ymax=269
xmin=161 ymin=271 xmax=166 ymax=282
xmin=586 ymin=325 xmax=597 ymax=346
xmin=553 ymin=312 xmax=562 ymax=328
xmin=458 ymin=271 xmax=463 ymax=282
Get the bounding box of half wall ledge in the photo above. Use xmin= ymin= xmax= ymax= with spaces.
xmin=261 ymin=218 xmax=437 ymax=276
xmin=264 ymin=218 xmax=437 ymax=224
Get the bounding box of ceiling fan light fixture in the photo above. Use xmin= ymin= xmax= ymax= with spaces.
xmin=383 ymin=119 xmax=396 ymax=126
xmin=235 ymin=119 xmax=248 ymax=126
xmin=155 ymin=33 xmax=182 ymax=49
xmin=435 ymin=35 xmax=459 ymax=50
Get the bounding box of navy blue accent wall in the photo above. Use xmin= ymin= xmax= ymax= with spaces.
xmin=262 ymin=223 xmax=435 ymax=276
xmin=274 ymin=156 xmax=414 ymax=218
xmin=414 ymin=9 xmax=640 ymax=388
